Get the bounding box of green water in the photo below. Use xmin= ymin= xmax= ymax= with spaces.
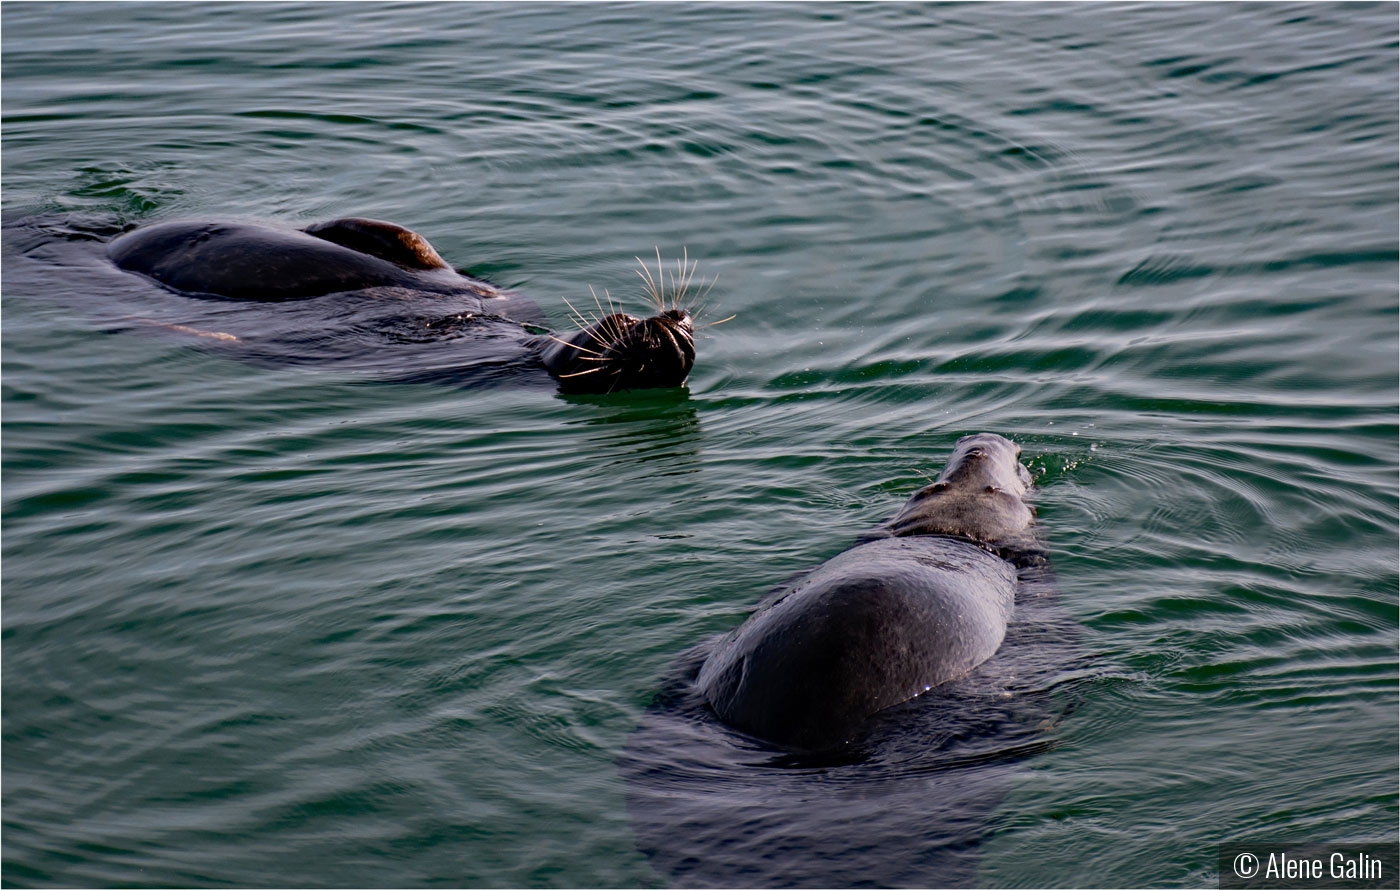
xmin=3 ymin=3 xmax=1396 ymax=887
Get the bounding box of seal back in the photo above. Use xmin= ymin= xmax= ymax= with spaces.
xmin=698 ymin=535 xmax=1016 ymax=750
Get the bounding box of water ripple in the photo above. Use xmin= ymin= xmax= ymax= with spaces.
xmin=3 ymin=2 xmax=1397 ymax=886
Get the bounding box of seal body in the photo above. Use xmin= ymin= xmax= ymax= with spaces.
xmin=105 ymin=217 xmax=696 ymax=393
xmin=696 ymin=536 xmax=1016 ymax=750
xmin=106 ymin=220 xmax=467 ymax=301
xmin=697 ymin=432 xmax=1039 ymax=751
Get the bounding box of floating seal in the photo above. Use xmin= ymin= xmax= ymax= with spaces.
xmin=105 ymin=217 xmax=697 ymax=394
xmin=618 ymin=432 xmax=1077 ymax=887
xmin=698 ymin=432 xmax=1042 ymax=751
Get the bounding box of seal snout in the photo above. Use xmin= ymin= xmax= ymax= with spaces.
xmin=628 ymin=307 xmax=696 ymax=386
xmin=649 ymin=307 xmax=696 ymax=373
xmin=542 ymin=307 xmax=696 ymax=394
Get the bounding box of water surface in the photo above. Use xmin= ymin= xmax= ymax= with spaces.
xmin=3 ymin=3 xmax=1397 ymax=886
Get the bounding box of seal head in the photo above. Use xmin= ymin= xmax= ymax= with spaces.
xmin=538 ymin=308 xmax=695 ymax=394
xmin=878 ymin=432 xmax=1035 ymax=551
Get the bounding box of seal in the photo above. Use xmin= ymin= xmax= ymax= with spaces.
xmin=696 ymin=432 xmax=1041 ymax=751
xmin=105 ymin=217 xmax=697 ymax=394
xmin=617 ymin=432 xmax=1076 ymax=887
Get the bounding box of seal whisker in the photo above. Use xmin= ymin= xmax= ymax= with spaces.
xmin=595 ymin=311 xmax=627 ymax=350
xmin=610 ymin=313 xmax=633 ymax=343
xmin=652 ymin=246 xmax=667 ymax=312
xmin=588 ymin=284 xmax=605 ymax=322
xmin=634 ymin=247 xmax=715 ymax=316
xmin=557 ymin=366 xmax=606 ymax=379
xmin=561 ymin=294 xmax=592 ymax=323
xmin=635 ymin=251 xmax=664 ymax=312
xmin=685 ymin=296 xmax=732 ymax=329
xmin=546 ymin=334 xmax=608 ymax=357
xmin=660 ymin=248 xmax=675 ymax=308
xmin=681 ymin=270 xmax=716 ymax=313
xmin=695 ymin=269 xmax=718 ymax=304
xmin=560 ymin=295 xmax=598 ymax=332
xmin=591 ymin=285 xmax=626 ymax=333
xmin=634 ymin=270 xmax=657 ymax=310
xmin=682 ymin=250 xmax=714 ymax=309
xmin=673 ymin=248 xmax=696 ymax=310
xmin=588 ymin=285 xmax=612 ymax=325
xmin=697 ymin=313 xmax=737 ymax=330
xmin=671 ymin=247 xmax=698 ymax=309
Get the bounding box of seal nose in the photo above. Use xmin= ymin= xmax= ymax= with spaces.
xmin=661 ymin=307 xmax=692 ymax=330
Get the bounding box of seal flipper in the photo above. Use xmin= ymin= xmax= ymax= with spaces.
xmin=302 ymin=217 xmax=450 ymax=271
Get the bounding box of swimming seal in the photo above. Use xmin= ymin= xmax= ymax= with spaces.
xmin=697 ymin=432 xmax=1042 ymax=751
xmin=105 ymin=217 xmax=697 ymax=394
xmin=618 ymin=432 xmax=1075 ymax=886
